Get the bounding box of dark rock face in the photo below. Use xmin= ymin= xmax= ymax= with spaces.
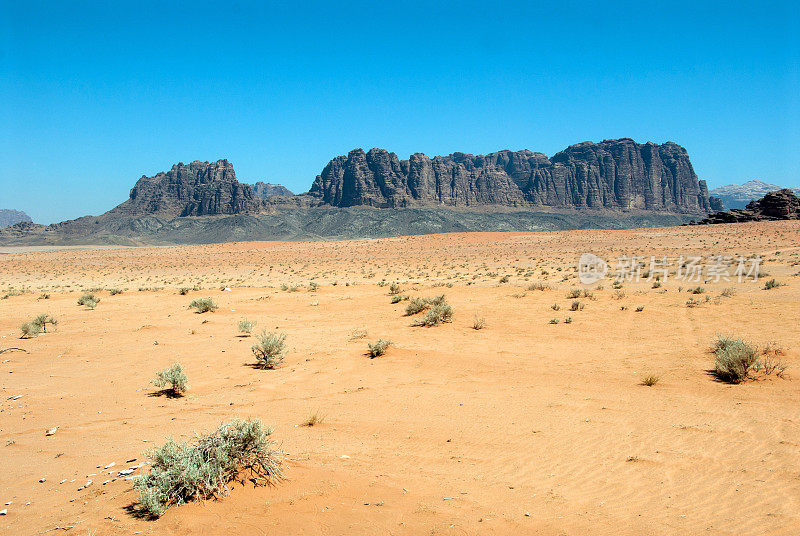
xmin=709 ymin=196 xmax=724 ymax=211
xmin=251 ymin=182 xmax=294 ymax=198
xmin=308 ymin=139 xmax=712 ymax=213
xmin=0 ymin=209 xmax=32 ymax=228
xmin=110 ymin=160 xmax=263 ymax=218
xmin=692 ymin=189 xmax=800 ymax=224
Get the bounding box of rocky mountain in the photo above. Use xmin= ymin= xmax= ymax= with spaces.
xmin=0 ymin=209 xmax=32 ymax=228
xmin=308 ymin=139 xmax=712 ymax=213
xmin=251 ymin=182 xmax=293 ymax=198
xmin=710 ymin=180 xmax=800 ymax=209
xmin=109 ymin=159 xmax=263 ymax=218
xmin=691 ymin=189 xmax=800 ymax=224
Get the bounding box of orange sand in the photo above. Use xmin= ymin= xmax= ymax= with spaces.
xmin=1 ymin=221 xmax=798 ymax=535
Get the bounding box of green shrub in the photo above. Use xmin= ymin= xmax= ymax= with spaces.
xmin=189 ymin=298 xmax=218 ymax=313
xmin=567 ymin=288 xmax=581 ymax=299
xmin=20 ymin=321 xmax=41 ymax=338
xmin=689 ymin=286 xmax=705 ymax=294
xmin=252 ymin=331 xmax=287 ymax=369
xmin=109 ymin=288 xmax=123 ymax=295
xmin=133 ymin=418 xmax=282 ymax=517
xmin=238 ymin=318 xmax=255 ymax=335
xmin=549 ymin=318 xmax=559 ymax=324
xmin=472 ymin=315 xmax=486 ymax=330
xmin=763 ymin=279 xmax=782 ymax=290
xmin=389 ymin=282 xmax=401 ymax=295
xmin=641 ymin=374 xmax=660 ymax=386
xmin=635 ymin=305 xmax=645 ymax=312
xmin=570 ymin=300 xmax=583 ymax=311
xmin=152 ymin=363 xmax=188 ymax=396
xmin=368 ymin=339 xmax=392 ymax=357
xmin=179 ymin=287 xmax=192 ymax=295
xmin=391 ymin=295 xmax=402 ymax=304
xmin=527 ymin=281 xmax=550 ymax=291
xmin=33 ymin=313 xmax=57 ymax=333
xmin=77 ymin=292 xmax=100 ymax=309
xmin=551 ymin=303 xmax=560 ymax=311
xmin=713 ymin=336 xmax=758 ymax=383
xmin=564 ymin=316 xmax=573 ymax=324
xmin=413 ymin=302 xmax=453 ymax=326
xmin=404 ymin=295 xmax=446 ymax=316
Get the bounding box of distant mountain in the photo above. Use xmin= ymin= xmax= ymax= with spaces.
xmin=251 ymin=182 xmax=293 ymax=198
xmin=0 ymin=209 xmax=32 ymax=228
xmin=1 ymin=138 xmax=718 ymax=245
xmin=309 ymin=139 xmax=712 ymax=213
xmin=710 ymin=180 xmax=800 ymax=209
xmin=691 ymin=189 xmax=800 ymax=225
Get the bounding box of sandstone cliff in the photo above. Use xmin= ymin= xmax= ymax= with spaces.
xmin=307 ymin=139 xmax=712 ymax=213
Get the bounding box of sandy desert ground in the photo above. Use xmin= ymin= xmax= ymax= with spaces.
xmin=1 ymin=221 xmax=799 ymax=535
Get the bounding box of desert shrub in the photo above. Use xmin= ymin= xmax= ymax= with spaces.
xmin=391 ymin=295 xmax=402 ymax=304
xmin=368 ymin=339 xmax=392 ymax=357
xmin=152 ymin=363 xmax=188 ymax=396
xmin=499 ymin=275 xmax=510 ymax=284
xmin=721 ymin=287 xmax=736 ymax=297
xmin=713 ymin=336 xmax=758 ymax=383
xmin=32 ymin=313 xmax=57 ymax=333
xmin=413 ymin=302 xmax=453 ymax=326
xmin=189 ymin=298 xmax=218 ymax=313
xmin=689 ymin=286 xmax=705 ymax=294
xmin=567 ymin=288 xmax=581 ymax=299
xmin=549 ymin=318 xmax=559 ymax=324
xmin=77 ymin=292 xmax=100 ymax=309
xmin=763 ymin=279 xmax=782 ymax=290
xmin=302 ymin=411 xmax=324 ymax=427
xmin=389 ymin=282 xmax=401 ymax=295
xmin=404 ymin=295 xmax=445 ymax=316
xmin=652 ymin=281 xmax=662 ymax=289
xmin=238 ymin=318 xmax=255 ymax=335
xmin=472 ymin=315 xmax=486 ymax=330
xmin=564 ymin=316 xmax=573 ymax=324
xmin=179 ymin=287 xmax=192 ymax=295
xmin=308 ymin=282 xmax=319 ymax=292
xmin=635 ymin=305 xmax=645 ymax=312
xmin=38 ymin=293 xmax=50 ymax=300
xmin=252 ymin=331 xmax=287 ymax=369
xmin=613 ymin=290 xmax=626 ymax=299
xmin=349 ymin=328 xmax=367 ymax=340
xmin=109 ymin=288 xmax=123 ymax=295
xmin=20 ymin=321 xmax=41 ymax=338
xmin=551 ymin=303 xmax=560 ymax=311
xmin=527 ymin=281 xmax=550 ymax=291
xmin=133 ymin=418 xmax=282 ymax=517
xmin=685 ymin=298 xmax=701 ymax=308
xmin=641 ymin=375 xmax=660 ymax=386
xmin=570 ymin=300 xmax=584 ymax=311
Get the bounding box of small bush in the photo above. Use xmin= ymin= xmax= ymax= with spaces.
xmin=635 ymin=305 xmax=645 ymax=312
xmin=613 ymin=290 xmax=626 ymax=300
xmin=189 ymin=298 xmax=218 ymax=313
xmin=389 ymin=282 xmax=401 ymax=295
xmin=33 ymin=313 xmax=57 ymax=333
xmin=549 ymin=318 xmax=559 ymax=324
xmin=564 ymin=316 xmax=572 ymax=324
xmin=179 ymin=287 xmax=192 ymax=295
xmin=527 ymin=282 xmax=550 ymax=291
xmin=713 ymin=336 xmax=758 ymax=383
xmin=551 ymin=303 xmax=560 ymax=311
xmin=349 ymin=328 xmax=367 ymax=340
xmin=238 ymin=318 xmax=255 ymax=335
xmin=413 ymin=302 xmax=453 ymax=326
xmin=252 ymin=331 xmax=287 ymax=369
xmin=641 ymin=375 xmax=660 ymax=386
xmin=302 ymin=411 xmax=325 ymax=427
xmin=38 ymin=293 xmax=50 ymax=300
xmin=686 ymin=298 xmax=701 ymax=308
xmin=404 ymin=295 xmax=446 ymax=316
xmin=77 ymin=292 xmax=100 ymax=309
xmin=133 ymin=418 xmax=282 ymax=517
xmin=472 ymin=315 xmax=486 ymax=330
xmin=391 ymin=295 xmax=402 ymax=304
xmin=20 ymin=321 xmax=41 ymax=338
xmin=109 ymin=288 xmax=123 ymax=295
xmin=570 ymin=300 xmax=584 ymax=311
xmin=652 ymin=281 xmax=662 ymax=289
xmin=368 ymin=339 xmax=392 ymax=357
xmin=689 ymin=286 xmax=705 ymax=294
xmin=152 ymin=363 xmax=188 ymax=396
xmin=567 ymin=288 xmax=582 ymax=299
xmin=763 ymin=279 xmax=782 ymax=290
xmin=721 ymin=287 xmax=736 ymax=297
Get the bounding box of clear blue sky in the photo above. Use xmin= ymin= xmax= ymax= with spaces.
xmin=1 ymin=1 xmax=798 ymax=223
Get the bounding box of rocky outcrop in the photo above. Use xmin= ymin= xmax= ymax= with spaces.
xmin=0 ymin=209 xmax=32 ymax=228
xmin=710 ymin=180 xmax=800 ymax=210
xmin=691 ymin=189 xmax=800 ymax=224
xmin=251 ymin=182 xmax=293 ymax=198
xmin=308 ymin=139 xmax=712 ymax=213
xmin=109 ymin=160 xmax=262 ymax=218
